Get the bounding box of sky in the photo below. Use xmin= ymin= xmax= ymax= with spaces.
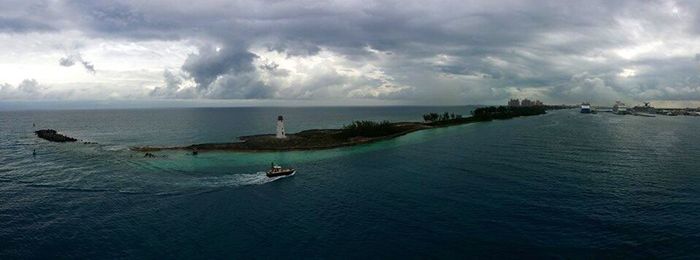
xmin=1 ymin=0 xmax=700 ymax=108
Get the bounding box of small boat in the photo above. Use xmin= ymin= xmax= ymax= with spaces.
xmin=580 ymin=103 xmax=592 ymax=113
xmin=267 ymin=163 xmax=295 ymax=177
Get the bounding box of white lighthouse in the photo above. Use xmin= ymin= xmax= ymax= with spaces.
xmin=276 ymin=115 xmax=286 ymax=139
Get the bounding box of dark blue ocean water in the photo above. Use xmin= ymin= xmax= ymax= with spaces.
xmin=1 ymin=107 xmax=699 ymax=258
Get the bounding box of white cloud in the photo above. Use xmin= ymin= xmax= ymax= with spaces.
xmin=2 ymin=0 xmax=700 ymax=106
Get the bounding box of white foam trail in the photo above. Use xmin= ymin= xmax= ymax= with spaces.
xmin=181 ymin=171 xmax=296 ymax=188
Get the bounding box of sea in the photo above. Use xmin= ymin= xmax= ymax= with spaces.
xmin=1 ymin=106 xmax=699 ymax=258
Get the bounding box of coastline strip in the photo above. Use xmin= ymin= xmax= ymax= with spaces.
xmin=131 ymin=106 xmax=551 ymax=153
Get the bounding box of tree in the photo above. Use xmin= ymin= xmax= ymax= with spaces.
xmin=341 ymin=120 xmax=397 ymax=138
xmin=423 ymin=113 xmax=439 ymax=122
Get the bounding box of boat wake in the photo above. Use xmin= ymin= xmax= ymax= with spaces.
xmin=228 ymin=171 xmax=295 ymax=186
xmin=183 ymin=171 xmax=296 ymax=188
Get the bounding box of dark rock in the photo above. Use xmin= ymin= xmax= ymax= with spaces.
xmin=35 ymin=129 xmax=77 ymax=142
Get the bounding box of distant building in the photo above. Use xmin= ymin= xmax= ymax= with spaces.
xmin=508 ymin=98 xmax=544 ymax=107
xmin=508 ymin=99 xmax=520 ymax=107
xmin=276 ymin=115 xmax=286 ymax=139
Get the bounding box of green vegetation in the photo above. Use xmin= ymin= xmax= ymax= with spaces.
xmin=422 ymin=112 xmax=461 ymax=122
xmin=421 ymin=106 xmax=545 ymax=127
xmin=339 ymin=120 xmax=399 ymax=138
xmin=422 ymin=113 xmax=438 ymax=122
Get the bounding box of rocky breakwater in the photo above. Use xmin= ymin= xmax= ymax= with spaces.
xmin=35 ymin=129 xmax=78 ymax=142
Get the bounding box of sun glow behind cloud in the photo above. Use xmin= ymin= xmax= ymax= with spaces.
xmin=618 ymin=68 xmax=637 ymax=78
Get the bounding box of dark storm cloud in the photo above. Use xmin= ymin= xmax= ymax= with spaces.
xmin=4 ymin=0 xmax=700 ymax=103
xmin=0 ymin=0 xmax=63 ymax=33
xmin=149 ymin=70 xmax=197 ymax=99
xmin=58 ymin=53 xmax=96 ymax=74
xmin=181 ymin=45 xmax=258 ymax=89
xmin=177 ymin=44 xmax=279 ymax=99
xmin=0 ymin=17 xmax=55 ymax=32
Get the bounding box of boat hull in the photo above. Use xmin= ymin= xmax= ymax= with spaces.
xmin=266 ymin=170 xmax=295 ymax=178
xmin=580 ymin=103 xmax=592 ymax=113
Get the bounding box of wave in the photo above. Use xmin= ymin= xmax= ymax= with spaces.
xmin=0 ymin=168 xmax=17 ymax=173
xmin=184 ymin=171 xmax=296 ymax=188
xmin=25 ymin=183 xmax=60 ymax=188
xmin=56 ymin=187 xmax=112 ymax=193
xmin=7 ymin=171 xmax=296 ymax=197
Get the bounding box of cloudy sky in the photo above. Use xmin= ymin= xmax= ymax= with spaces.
xmin=1 ymin=0 xmax=700 ymax=108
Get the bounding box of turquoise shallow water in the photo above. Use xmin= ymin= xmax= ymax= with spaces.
xmin=1 ymin=106 xmax=699 ymax=258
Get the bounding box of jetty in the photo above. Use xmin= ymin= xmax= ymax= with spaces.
xmin=35 ymin=129 xmax=77 ymax=143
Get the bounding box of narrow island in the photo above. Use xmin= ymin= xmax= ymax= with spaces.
xmin=132 ymin=106 xmax=551 ymax=153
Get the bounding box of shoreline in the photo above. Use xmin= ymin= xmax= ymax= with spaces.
xmin=132 ymin=124 xmax=432 ymax=153
xmin=131 ymin=106 xmax=551 ymax=153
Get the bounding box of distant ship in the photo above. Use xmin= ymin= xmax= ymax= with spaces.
xmin=632 ymin=102 xmax=656 ymax=117
xmin=580 ymin=103 xmax=592 ymax=113
xmin=267 ymin=163 xmax=295 ymax=177
xmin=612 ymin=101 xmax=628 ymax=114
